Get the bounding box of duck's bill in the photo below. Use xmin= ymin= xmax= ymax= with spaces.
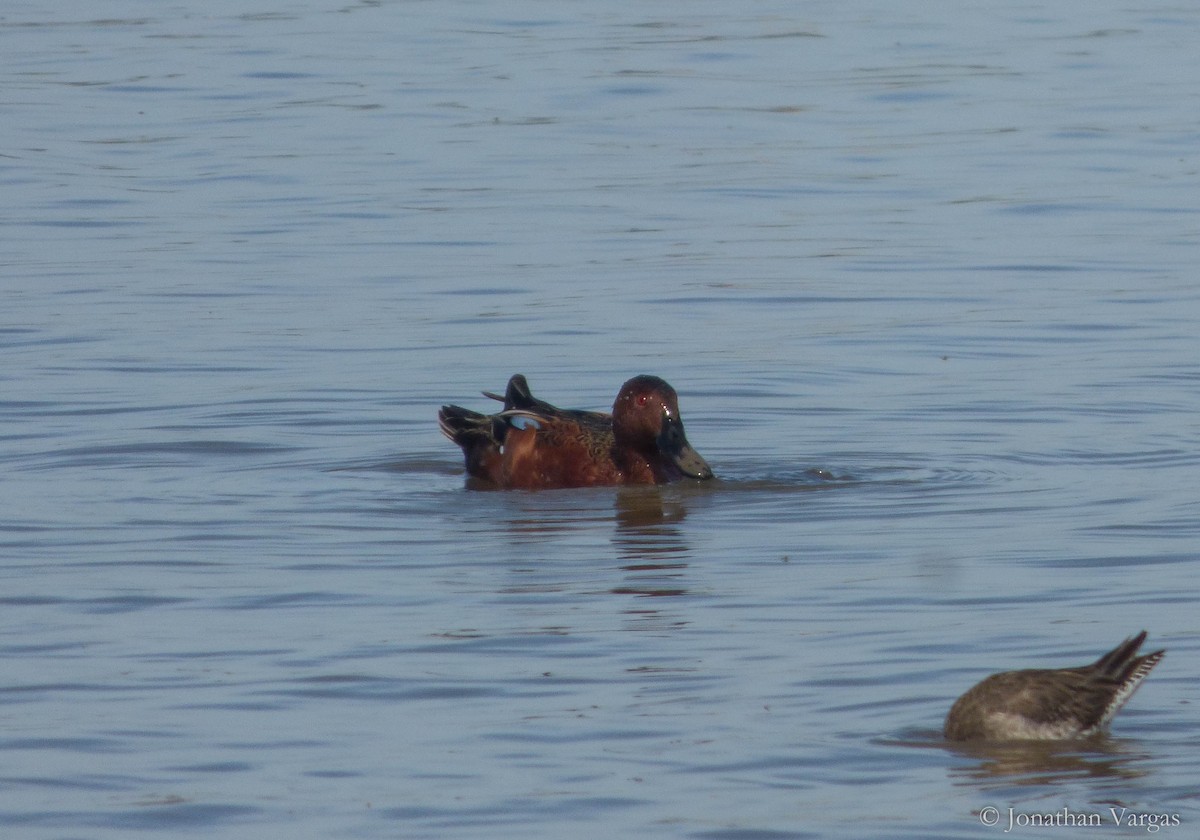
xmin=658 ymin=418 xmax=714 ymax=480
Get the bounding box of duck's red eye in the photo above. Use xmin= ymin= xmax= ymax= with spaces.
xmin=636 ymin=394 xmax=649 ymax=406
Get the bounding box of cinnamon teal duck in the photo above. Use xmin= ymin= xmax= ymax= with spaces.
xmin=439 ymin=374 xmax=714 ymax=489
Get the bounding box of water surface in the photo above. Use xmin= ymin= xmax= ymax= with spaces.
xmin=2 ymin=2 xmax=1198 ymax=838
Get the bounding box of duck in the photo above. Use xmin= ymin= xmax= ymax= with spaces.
xmin=439 ymin=374 xmax=714 ymax=489
xmin=944 ymin=631 xmax=1164 ymax=741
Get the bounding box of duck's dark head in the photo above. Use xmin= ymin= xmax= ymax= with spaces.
xmin=612 ymin=375 xmax=713 ymax=481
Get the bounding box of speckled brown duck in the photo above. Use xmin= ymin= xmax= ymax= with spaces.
xmin=944 ymin=631 xmax=1164 ymax=741
xmin=439 ymin=374 xmax=714 ymax=489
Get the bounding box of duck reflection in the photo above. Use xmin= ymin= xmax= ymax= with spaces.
xmin=476 ymin=483 xmax=702 ymax=633
xmin=612 ymin=486 xmax=691 ymax=587
xmin=945 ymin=737 xmax=1150 ymax=785
xmin=609 ymin=487 xmax=696 ymax=634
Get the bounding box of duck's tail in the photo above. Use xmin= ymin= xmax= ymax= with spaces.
xmin=1093 ymin=631 xmax=1165 ymax=727
xmin=438 ymin=404 xmax=499 ymax=447
xmin=439 ymin=404 xmax=509 ymax=481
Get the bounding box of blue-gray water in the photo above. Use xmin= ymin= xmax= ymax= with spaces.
xmin=3 ymin=2 xmax=1198 ymax=838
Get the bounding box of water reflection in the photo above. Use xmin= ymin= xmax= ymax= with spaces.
xmin=612 ymin=487 xmax=690 ymax=556
xmin=431 ymin=483 xmax=704 ymax=631
xmin=945 ymin=737 xmax=1150 ymax=786
xmin=611 ymin=485 xmax=692 ymax=596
